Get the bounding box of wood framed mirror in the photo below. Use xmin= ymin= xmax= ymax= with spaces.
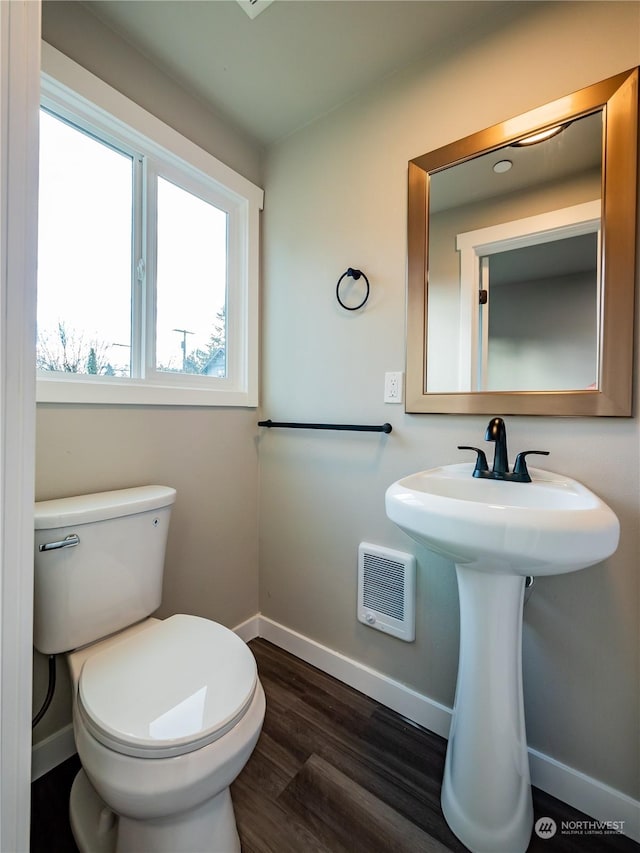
xmin=406 ymin=68 xmax=638 ymax=416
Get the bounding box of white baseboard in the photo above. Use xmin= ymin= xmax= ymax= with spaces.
xmin=31 ymin=613 xmax=640 ymax=844
xmin=528 ymin=748 xmax=640 ymax=843
xmin=258 ymin=615 xmax=453 ymax=738
xmin=31 ymin=723 xmax=75 ymax=782
xmin=232 ymin=613 xmax=261 ymax=643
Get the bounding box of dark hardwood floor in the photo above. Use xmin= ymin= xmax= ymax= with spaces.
xmin=32 ymin=638 xmax=639 ymax=853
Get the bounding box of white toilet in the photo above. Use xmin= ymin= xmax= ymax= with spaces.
xmin=33 ymin=485 xmax=265 ymax=853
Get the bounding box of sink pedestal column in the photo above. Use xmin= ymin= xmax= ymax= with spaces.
xmin=441 ymin=565 xmax=533 ymax=853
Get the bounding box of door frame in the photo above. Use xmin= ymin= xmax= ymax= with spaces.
xmin=0 ymin=1 xmax=40 ymax=849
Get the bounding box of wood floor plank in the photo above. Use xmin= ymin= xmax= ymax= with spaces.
xmin=279 ymin=753 xmax=451 ymax=853
xmin=31 ymin=638 xmax=640 ymax=853
xmin=251 ymin=639 xmax=379 ymax=719
xmin=255 ymin=690 xmax=465 ymax=849
xmin=230 ymin=728 xmax=300 ymax=801
xmin=233 ymin=781 xmax=332 ymax=853
xmin=259 ymin=668 xmax=445 ymax=795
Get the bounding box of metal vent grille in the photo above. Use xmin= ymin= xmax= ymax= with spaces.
xmin=362 ymin=552 xmax=405 ymax=619
xmin=357 ymin=543 xmax=415 ymax=642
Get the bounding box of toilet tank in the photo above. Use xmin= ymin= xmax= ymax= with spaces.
xmin=34 ymin=486 xmax=176 ymax=655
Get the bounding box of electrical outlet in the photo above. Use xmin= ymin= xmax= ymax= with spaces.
xmin=384 ymin=371 xmax=404 ymax=403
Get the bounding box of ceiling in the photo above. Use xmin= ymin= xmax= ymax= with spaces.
xmin=77 ymin=0 xmax=539 ymax=147
xmin=431 ymin=110 xmax=603 ymax=213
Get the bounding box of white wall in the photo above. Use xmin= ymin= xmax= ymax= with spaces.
xmin=41 ymin=1 xmax=262 ymax=185
xmin=260 ymin=0 xmax=640 ymax=799
xmin=34 ymin=6 xmax=264 ymax=748
xmin=487 ymin=269 xmax=597 ymax=392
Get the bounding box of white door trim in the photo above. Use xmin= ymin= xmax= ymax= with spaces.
xmin=0 ymin=1 xmax=40 ymax=850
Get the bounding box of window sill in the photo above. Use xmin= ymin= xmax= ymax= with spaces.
xmin=36 ymin=374 xmax=257 ymax=408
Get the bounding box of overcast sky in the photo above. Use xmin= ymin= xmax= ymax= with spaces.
xmin=38 ymin=109 xmax=227 ymax=375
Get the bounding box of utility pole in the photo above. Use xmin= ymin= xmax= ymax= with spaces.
xmin=173 ymin=328 xmax=194 ymax=372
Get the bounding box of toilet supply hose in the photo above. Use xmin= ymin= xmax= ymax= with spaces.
xmin=32 ymin=655 xmax=56 ymax=729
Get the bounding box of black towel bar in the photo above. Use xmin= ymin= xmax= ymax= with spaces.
xmin=258 ymin=419 xmax=392 ymax=434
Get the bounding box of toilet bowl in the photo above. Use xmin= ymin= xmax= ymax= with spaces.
xmin=67 ymin=615 xmax=265 ymax=853
xmin=33 ymin=486 xmax=265 ymax=852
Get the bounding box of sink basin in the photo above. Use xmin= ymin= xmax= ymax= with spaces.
xmin=385 ymin=461 xmax=619 ymax=575
xmin=385 ymin=460 xmax=620 ymax=852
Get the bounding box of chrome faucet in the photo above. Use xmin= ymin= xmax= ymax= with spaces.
xmin=458 ymin=417 xmax=549 ymax=483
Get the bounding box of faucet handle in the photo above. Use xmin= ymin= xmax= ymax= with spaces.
xmin=458 ymin=446 xmax=489 ymax=474
xmin=513 ymin=450 xmax=550 ymax=482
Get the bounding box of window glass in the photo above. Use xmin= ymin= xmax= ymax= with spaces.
xmin=155 ymin=177 xmax=228 ymax=377
xmin=37 ymin=49 xmax=262 ymax=406
xmin=37 ymin=110 xmax=133 ymax=376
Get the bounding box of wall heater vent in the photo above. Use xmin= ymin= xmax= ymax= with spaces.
xmin=357 ymin=542 xmax=416 ymax=642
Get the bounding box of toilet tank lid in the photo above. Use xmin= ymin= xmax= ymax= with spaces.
xmin=34 ymin=485 xmax=177 ymax=529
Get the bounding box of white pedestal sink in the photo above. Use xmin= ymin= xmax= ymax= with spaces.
xmin=385 ymin=461 xmax=620 ymax=853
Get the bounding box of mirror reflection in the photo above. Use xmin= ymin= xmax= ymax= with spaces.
xmin=482 ymin=232 xmax=598 ymax=392
xmin=426 ymin=110 xmax=602 ymax=393
xmin=406 ymin=67 xmax=638 ymax=416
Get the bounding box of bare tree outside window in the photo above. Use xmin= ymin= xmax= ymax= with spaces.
xmin=37 ymin=322 xmax=121 ymax=375
xmin=37 ymin=314 xmax=225 ymax=378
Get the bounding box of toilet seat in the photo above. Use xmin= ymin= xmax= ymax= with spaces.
xmin=77 ymin=614 xmax=257 ymax=759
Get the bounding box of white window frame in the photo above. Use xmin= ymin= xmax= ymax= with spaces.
xmin=37 ymin=43 xmax=263 ymax=407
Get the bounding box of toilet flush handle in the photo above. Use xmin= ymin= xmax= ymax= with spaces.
xmin=39 ymin=533 xmax=80 ymax=552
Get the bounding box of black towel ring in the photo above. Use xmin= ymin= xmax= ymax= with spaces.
xmin=336 ymin=268 xmax=370 ymax=311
